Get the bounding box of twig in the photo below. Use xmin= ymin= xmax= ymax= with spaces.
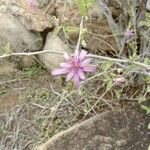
xmin=0 ymin=49 xmax=149 ymax=71
xmin=88 ymin=54 xmax=150 ymax=70
xmin=0 ymin=49 xmax=64 ymax=59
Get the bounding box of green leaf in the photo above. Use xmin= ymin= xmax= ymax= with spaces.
xmin=101 ymin=61 xmax=113 ymax=71
xmin=2 ymin=43 xmax=12 ymax=54
xmin=106 ymin=79 xmax=113 ymax=91
xmin=54 ymin=26 xmax=62 ymax=35
xmin=65 ymin=26 xmax=79 ymax=33
xmin=141 ymin=105 xmax=150 ymax=114
xmin=138 ymin=97 xmax=147 ymax=103
xmin=81 ymin=39 xmax=87 ymax=47
xmin=138 ymin=12 xmax=150 ymax=27
xmin=114 ymin=89 xmax=122 ymax=99
xmin=76 ymin=0 xmax=87 ymax=16
xmin=148 ymin=145 xmax=150 ymax=150
xmin=76 ymin=0 xmax=95 ymax=16
xmin=147 ymin=86 xmax=150 ymax=93
xmin=148 ymin=123 xmax=150 ymax=129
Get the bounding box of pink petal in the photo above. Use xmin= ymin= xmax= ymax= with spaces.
xmin=113 ymin=76 xmax=125 ymax=85
xmin=83 ymin=65 xmax=96 ymax=72
xmin=60 ymin=62 xmax=72 ymax=68
xmin=80 ymin=59 xmax=91 ymax=67
xmin=66 ymin=70 xmax=75 ymax=81
xmin=73 ymin=73 xmax=80 ymax=89
xmin=63 ymin=52 xmax=71 ymax=60
xmin=74 ymin=48 xmax=79 ymax=64
xmin=51 ymin=68 xmax=68 ymax=75
xmin=77 ymin=69 xmax=85 ymax=80
xmin=27 ymin=0 xmax=36 ymax=8
xmin=79 ymin=50 xmax=87 ymax=60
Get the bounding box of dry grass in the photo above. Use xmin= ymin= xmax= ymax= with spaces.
xmin=0 ymin=62 xmax=147 ymax=150
xmin=0 ymin=66 xmax=124 ymax=150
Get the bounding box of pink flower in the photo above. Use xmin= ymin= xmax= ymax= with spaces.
xmin=52 ymin=49 xmax=96 ymax=89
xmin=113 ymin=75 xmax=125 ymax=86
xmin=124 ymin=29 xmax=134 ymax=39
xmin=27 ymin=0 xmax=37 ymax=8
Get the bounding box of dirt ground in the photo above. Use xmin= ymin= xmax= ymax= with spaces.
xmin=0 ymin=63 xmax=149 ymax=150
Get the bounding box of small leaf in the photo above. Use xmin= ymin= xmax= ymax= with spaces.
xmin=138 ymin=97 xmax=147 ymax=103
xmin=114 ymin=89 xmax=122 ymax=99
xmin=141 ymin=105 xmax=150 ymax=114
xmin=54 ymin=26 xmax=62 ymax=35
xmin=101 ymin=61 xmax=113 ymax=71
xmin=76 ymin=0 xmax=95 ymax=16
xmin=148 ymin=123 xmax=150 ymax=129
xmin=81 ymin=39 xmax=87 ymax=47
xmin=76 ymin=0 xmax=86 ymax=16
xmin=106 ymin=79 xmax=113 ymax=91
xmin=147 ymin=86 xmax=150 ymax=93
xmin=65 ymin=26 xmax=79 ymax=33
xmin=3 ymin=43 xmax=12 ymax=54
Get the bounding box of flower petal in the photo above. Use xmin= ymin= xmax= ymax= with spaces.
xmin=51 ymin=68 xmax=68 ymax=75
xmin=63 ymin=52 xmax=71 ymax=60
xmin=27 ymin=0 xmax=37 ymax=8
xmin=73 ymin=73 xmax=80 ymax=89
xmin=83 ymin=65 xmax=96 ymax=72
xmin=80 ymin=59 xmax=91 ymax=67
xmin=79 ymin=50 xmax=87 ymax=60
xmin=74 ymin=48 xmax=79 ymax=64
xmin=60 ymin=62 xmax=72 ymax=68
xmin=78 ymin=69 xmax=85 ymax=80
xmin=66 ymin=70 xmax=75 ymax=81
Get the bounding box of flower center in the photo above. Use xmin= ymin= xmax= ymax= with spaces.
xmin=74 ymin=63 xmax=79 ymax=69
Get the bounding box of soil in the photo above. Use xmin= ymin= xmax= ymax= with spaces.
xmin=0 ymin=66 xmax=149 ymax=150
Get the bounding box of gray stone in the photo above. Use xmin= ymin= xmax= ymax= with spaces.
xmin=36 ymin=109 xmax=149 ymax=150
xmin=39 ymin=32 xmax=71 ymax=70
xmin=0 ymin=13 xmax=42 ymax=54
xmin=147 ymin=0 xmax=150 ymax=11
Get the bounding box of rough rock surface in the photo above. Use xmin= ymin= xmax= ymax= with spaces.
xmin=0 ymin=13 xmax=42 ymax=54
xmin=0 ymin=0 xmax=55 ymax=54
xmin=46 ymin=0 xmax=120 ymax=53
xmin=36 ymin=109 xmax=149 ymax=150
xmin=0 ymin=61 xmax=17 ymax=75
xmin=147 ymin=0 xmax=150 ymax=11
xmin=39 ymin=32 xmax=71 ymax=70
xmin=1 ymin=0 xmax=53 ymax=32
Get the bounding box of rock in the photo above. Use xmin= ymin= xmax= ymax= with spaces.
xmin=46 ymin=0 xmax=120 ymax=53
xmin=39 ymin=32 xmax=70 ymax=70
xmin=0 ymin=13 xmax=43 ymax=54
xmin=36 ymin=109 xmax=149 ymax=150
xmin=1 ymin=0 xmax=53 ymax=32
xmin=0 ymin=61 xmax=17 ymax=75
xmin=18 ymin=56 xmax=37 ymax=69
xmin=147 ymin=0 xmax=150 ymax=11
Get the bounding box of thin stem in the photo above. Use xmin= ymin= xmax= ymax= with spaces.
xmin=0 ymin=49 xmax=64 ymax=59
xmin=75 ymin=17 xmax=84 ymax=60
xmin=88 ymin=54 xmax=150 ymax=70
xmin=0 ymin=50 xmax=149 ymax=71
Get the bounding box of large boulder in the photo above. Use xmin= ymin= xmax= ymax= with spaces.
xmin=0 ymin=0 xmax=48 ymax=70
xmin=5 ymin=0 xmax=53 ymax=32
xmin=0 ymin=0 xmax=54 ymax=54
xmin=36 ymin=109 xmax=149 ymax=150
xmin=0 ymin=13 xmax=42 ymax=54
